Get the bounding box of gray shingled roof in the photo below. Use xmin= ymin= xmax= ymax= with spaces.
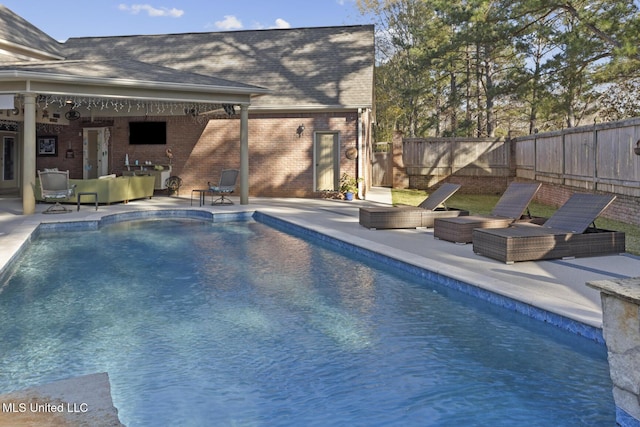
xmin=0 ymin=5 xmax=63 ymax=60
xmin=63 ymin=26 xmax=374 ymax=109
xmin=0 ymin=59 xmax=268 ymax=91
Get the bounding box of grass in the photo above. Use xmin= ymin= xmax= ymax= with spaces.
xmin=392 ymin=188 xmax=640 ymax=256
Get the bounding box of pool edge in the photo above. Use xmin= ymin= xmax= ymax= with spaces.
xmin=1 ymin=208 xmax=605 ymax=345
xmin=253 ymin=211 xmax=605 ymax=344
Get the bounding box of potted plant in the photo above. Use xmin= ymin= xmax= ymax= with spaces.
xmin=339 ymin=173 xmax=362 ymax=201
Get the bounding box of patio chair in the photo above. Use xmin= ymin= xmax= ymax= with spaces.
xmin=472 ymin=193 xmax=625 ymax=263
xmin=208 ymin=169 xmax=239 ymax=205
xmin=38 ymin=169 xmax=76 ymax=214
xmin=433 ymin=182 xmax=542 ymax=243
xmin=359 ymin=183 xmax=468 ymax=229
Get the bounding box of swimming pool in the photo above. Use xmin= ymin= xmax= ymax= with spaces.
xmin=0 ymin=216 xmax=614 ymax=426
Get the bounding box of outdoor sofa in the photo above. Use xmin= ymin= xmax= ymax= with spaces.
xmin=359 ymin=183 xmax=468 ymax=229
xmin=472 ymin=193 xmax=625 ymax=263
xmin=35 ymin=174 xmax=155 ymax=205
xmin=433 ymin=182 xmax=542 ymax=243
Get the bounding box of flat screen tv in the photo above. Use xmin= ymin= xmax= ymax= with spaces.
xmin=129 ymin=121 xmax=166 ymax=145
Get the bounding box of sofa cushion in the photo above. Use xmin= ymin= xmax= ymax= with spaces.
xmin=127 ymin=175 xmax=155 ymax=201
xmin=35 ymin=175 xmax=154 ymax=205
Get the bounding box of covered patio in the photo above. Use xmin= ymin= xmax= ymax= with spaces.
xmin=0 ymin=58 xmax=270 ymax=214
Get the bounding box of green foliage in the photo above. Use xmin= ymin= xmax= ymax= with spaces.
xmin=339 ymin=173 xmax=363 ymax=194
xmin=358 ymin=0 xmax=640 ymax=139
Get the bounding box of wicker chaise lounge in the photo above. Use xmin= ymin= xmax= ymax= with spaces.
xmin=472 ymin=193 xmax=625 ymax=264
xmin=359 ymin=183 xmax=468 ymax=229
xmin=433 ymin=182 xmax=542 ymax=243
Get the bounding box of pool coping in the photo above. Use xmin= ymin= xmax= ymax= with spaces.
xmin=253 ymin=211 xmax=605 ymax=343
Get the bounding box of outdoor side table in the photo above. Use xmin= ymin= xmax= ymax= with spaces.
xmin=191 ymin=189 xmax=211 ymax=206
xmin=77 ymin=192 xmax=98 ymax=211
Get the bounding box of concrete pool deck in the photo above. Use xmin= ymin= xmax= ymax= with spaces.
xmin=1 ymin=188 xmax=638 ymax=331
xmin=0 ymin=188 xmax=638 ymax=424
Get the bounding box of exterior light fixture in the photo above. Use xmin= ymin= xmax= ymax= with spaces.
xmin=296 ymin=124 xmax=305 ymax=138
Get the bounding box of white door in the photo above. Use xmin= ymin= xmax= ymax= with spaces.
xmin=315 ymin=132 xmax=339 ymax=191
xmin=83 ymin=128 xmax=110 ymax=179
xmin=0 ymin=135 xmax=18 ymax=190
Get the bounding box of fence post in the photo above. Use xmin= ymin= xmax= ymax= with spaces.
xmin=393 ymin=130 xmax=408 ymax=188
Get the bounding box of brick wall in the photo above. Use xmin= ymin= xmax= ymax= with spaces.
xmin=36 ymin=111 xmax=360 ymax=198
xmin=411 ymin=176 xmax=511 ymax=196
xmin=35 ymin=125 xmax=84 ymax=177
xmin=534 ymin=182 xmax=640 ymax=227
xmin=238 ymin=112 xmax=359 ymax=197
xmin=109 ymin=116 xmax=202 ymax=176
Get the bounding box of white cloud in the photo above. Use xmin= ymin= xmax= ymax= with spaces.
xmin=118 ymin=4 xmax=184 ymax=18
xmin=208 ymin=16 xmax=289 ymax=32
xmin=251 ymin=18 xmax=291 ymax=30
xmin=273 ymin=18 xmax=291 ymax=29
xmin=214 ymin=15 xmax=243 ymax=30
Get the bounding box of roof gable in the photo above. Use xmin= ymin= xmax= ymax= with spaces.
xmin=63 ymin=26 xmax=375 ymax=110
xmin=0 ymin=5 xmax=64 ymax=61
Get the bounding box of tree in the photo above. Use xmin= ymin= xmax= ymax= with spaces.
xmin=506 ymin=0 xmax=640 ymax=128
xmin=360 ymin=0 xmax=439 ymax=137
xmin=358 ymin=0 xmax=640 ymax=139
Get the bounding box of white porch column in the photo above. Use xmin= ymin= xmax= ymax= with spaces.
xmin=22 ymin=94 xmax=36 ymax=215
xmin=239 ymin=104 xmax=249 ymax=205
xmin=357 ymin=108 xmax=364 ymax=199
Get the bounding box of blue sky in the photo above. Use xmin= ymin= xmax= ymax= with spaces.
xmin=2 ymin=1 xmax=370 ymax=41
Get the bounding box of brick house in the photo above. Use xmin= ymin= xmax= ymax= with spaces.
xmin=0 ymin=5 xmax=374 ymax=213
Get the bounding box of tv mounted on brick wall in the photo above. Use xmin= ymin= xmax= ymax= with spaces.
xmin=129 ymin=121 xmax=166 ymax=145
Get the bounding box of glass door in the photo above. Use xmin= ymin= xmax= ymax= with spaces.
xmin=83 ymin=128 xmax=109 ymax=179
xmin=0 ymin=135 xmax=18 ymax=189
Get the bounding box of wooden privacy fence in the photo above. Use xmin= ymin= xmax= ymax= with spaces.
xmin=400 ymin=117 xmax=640 ymax=198
xmin=372 ymin=142 xmax=392 ymax=186
xmin=402 ymin=137 xmax=512 ymax=190
xmin=513 ymin=117 xmax=640 ymax=198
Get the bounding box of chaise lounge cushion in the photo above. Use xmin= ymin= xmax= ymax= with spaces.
xmin=472 ymin=223 xmax=625 ymax=263
xmin=434 ymin=182 xmax=542 ymax=243
xmin=359 ymin=183 xmax=468 ymax=229
xmin=472 ymin=193 xmax=625 ymax=263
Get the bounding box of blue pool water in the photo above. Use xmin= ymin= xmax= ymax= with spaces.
xmin=0 ymin=218 xmax=614 ymax=426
